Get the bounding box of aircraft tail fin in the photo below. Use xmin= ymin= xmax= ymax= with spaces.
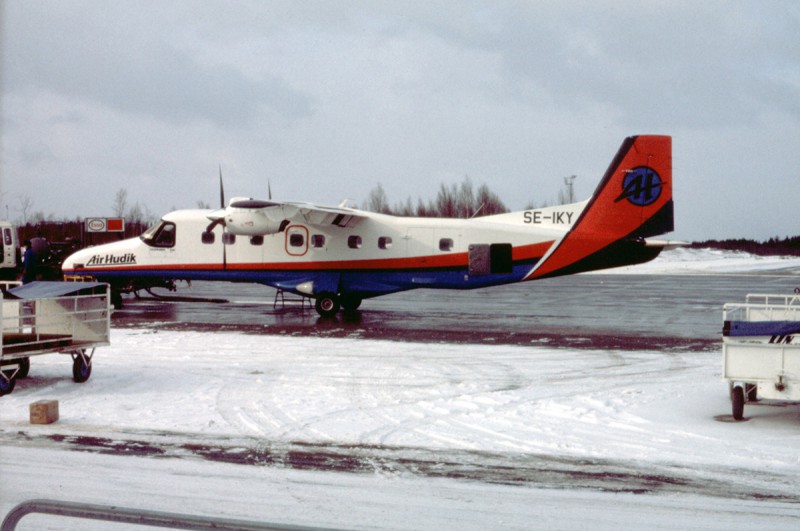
xmin=527 ymin=135 xmax=673 ymax=280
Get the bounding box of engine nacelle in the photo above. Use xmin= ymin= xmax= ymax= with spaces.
xmin=225 ymin=209 xmax=284 ymax=235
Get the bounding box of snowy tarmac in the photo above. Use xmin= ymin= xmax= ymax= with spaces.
xmin=2 ymin=249 xmax=800 ymax=529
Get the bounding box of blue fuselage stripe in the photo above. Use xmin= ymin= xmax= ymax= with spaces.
xmin=81 ymin=261 xmax=540 ymax=297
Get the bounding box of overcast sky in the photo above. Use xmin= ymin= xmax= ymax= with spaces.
xmin=1 ymin=1 xmax=798 ymax=241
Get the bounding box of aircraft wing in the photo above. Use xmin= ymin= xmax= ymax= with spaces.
xmin=208 ymin=198 xmax=369 ymax=236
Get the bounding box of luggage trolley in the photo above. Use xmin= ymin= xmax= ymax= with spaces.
xmin=722 ymin=292 xmax=800 ymax=420
xmin=1 ymin=281 xmax=110 ymax=396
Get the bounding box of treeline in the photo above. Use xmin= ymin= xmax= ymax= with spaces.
xmin=691 ymin=236 xmax=800 ymax=256
xmin=17 ymin=220 xmax=150 ymax=246
xmin=363 ymin=178 xmax=509 ymax=218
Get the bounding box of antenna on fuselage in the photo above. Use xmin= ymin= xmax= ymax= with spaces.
xmin=268 ymin=179 xmax=272 ymax=201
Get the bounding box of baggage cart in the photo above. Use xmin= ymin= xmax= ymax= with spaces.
xmin=1 ymin=281 xmax=110 ymax=396
xmin=722 ymin=293 xmax=800 ymax=420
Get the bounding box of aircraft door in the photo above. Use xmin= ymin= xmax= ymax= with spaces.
xmin=285 ymin=225 xmax=309 ymax=256
xmin=469 ymin=243 xmax=513 ymax=275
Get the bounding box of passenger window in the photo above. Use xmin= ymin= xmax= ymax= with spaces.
xmin=201 ymin=231 xmax=215 ymax=244
xmin=222 ymin=233 xmax=236 ymax=245
xmin=378 ymin=236 xmax=393 ymax=249
xmin=439 ymin=238 xmax=454 ymax=251
xmin=348 ymin=235 xmax=362 ymax=249
xmin=250 ymin=235 xmax=264 ymax=246
xmin=311 ymin=234 xmax=326 ymax=248
xmin=289 ymin=233 xmax=305 ymax=247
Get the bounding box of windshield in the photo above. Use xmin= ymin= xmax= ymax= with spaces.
xmin=140 ymin=220 xmax=176 ymax=248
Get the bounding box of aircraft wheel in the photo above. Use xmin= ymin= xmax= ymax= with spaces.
xmin=111 ymin=291 xmax=124 ymax=309
xmin=0 ymin=370 xmax=16 ymax=396
xmin=72 ymin=351 xmax=92 ymax=383
xmin=315 ymin=292 xmax=340 ymax=317
xmin=340 ymin=294 xmax=362 ymax=311
xmin=731 ymin=385 xmax=744 ymax=421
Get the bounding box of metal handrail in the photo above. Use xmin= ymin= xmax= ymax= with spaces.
xmin=723 ymin=295 xmax=800 ymax=323
xmin=2 ymin=499 xmax=336 ymax=531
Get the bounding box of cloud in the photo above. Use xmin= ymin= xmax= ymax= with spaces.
xmin=2 ymin=1 xmax=311 ymax=128
xmin=2 ymin=1 xmax=798 ymax=240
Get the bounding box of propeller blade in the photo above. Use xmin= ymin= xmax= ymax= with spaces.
xmin=219 ymin=165 xmax=225 ymax=208
xmin=218 ymin=164 xmax=227 ymax=269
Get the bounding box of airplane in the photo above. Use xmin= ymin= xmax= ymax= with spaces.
xmin=62 ymin=135 xmax=678 ymax=317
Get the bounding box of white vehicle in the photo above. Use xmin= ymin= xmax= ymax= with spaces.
xmin=0 ymin=220 xmax=20 ymax=279
xmin=63 ymin=135 xmax=679 ymax=317
xmin=722 ymin=292 xmax=800 ymax=420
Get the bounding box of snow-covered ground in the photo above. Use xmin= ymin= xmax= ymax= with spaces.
xmin=1 ymin=249 xmax=799 ymax=529
xmin=605 ymin=247 xmax=800 ymax=275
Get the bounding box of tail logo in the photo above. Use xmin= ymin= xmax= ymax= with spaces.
xmin=615 ymin=166 xmax=662 ymax=206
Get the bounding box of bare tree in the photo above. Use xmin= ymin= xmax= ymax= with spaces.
xmin=363 ymin=178 xmax=508 ymax=218
xmin=128 ymin=202 xmax=144 ymax=223
xmin=415 ymin=197 xmax=434 ymax=217
xmin=475 ymin=184 xmax=508 ymax=216
xmin=17 ymin=194 xmax=34 ymax=224
xmin=113 ymin=188 xmax=128 ymax=217
xmin=455 ymin=177 xmax=475 ymax=218
xmin=365 ymin=183 xmax=392 ymax=214
xmin=394 ymin=197 xmax=414 ymax=217
xmin=436 ymin=183 xmax=457 ymax=218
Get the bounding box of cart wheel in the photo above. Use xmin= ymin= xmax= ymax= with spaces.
xmin=18 ymin=357 xmax=30 ymax=379
xmin=72 ymin=353 xmax=92 ymax=383
xmin=731 ymin=386 xmax=744 ymax=421
xmin=0 ymin=371 xmax=16 ymax=396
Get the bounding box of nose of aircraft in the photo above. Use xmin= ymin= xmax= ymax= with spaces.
xmin=61 ymin=246 xmax=93 ymax=273
xmin=61 ymin=239 xmax=140 ymax=274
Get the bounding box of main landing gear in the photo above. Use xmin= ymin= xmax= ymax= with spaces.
xmin=314 ymin=292 xmax=362 ymax=317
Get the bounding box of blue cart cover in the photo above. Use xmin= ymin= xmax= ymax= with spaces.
xmin=723 ymin=319 xmax=800 ymax=337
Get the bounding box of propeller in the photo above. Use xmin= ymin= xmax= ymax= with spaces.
xmin=206 ymin=169 xmax=288 ymax=238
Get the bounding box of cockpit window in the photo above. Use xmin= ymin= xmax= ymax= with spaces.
xmin=140 ymin=221 xmax=176 ymax=248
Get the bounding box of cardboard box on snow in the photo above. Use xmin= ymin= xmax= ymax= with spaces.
xmin=30 ymin=400 xmax=59 ymax=424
